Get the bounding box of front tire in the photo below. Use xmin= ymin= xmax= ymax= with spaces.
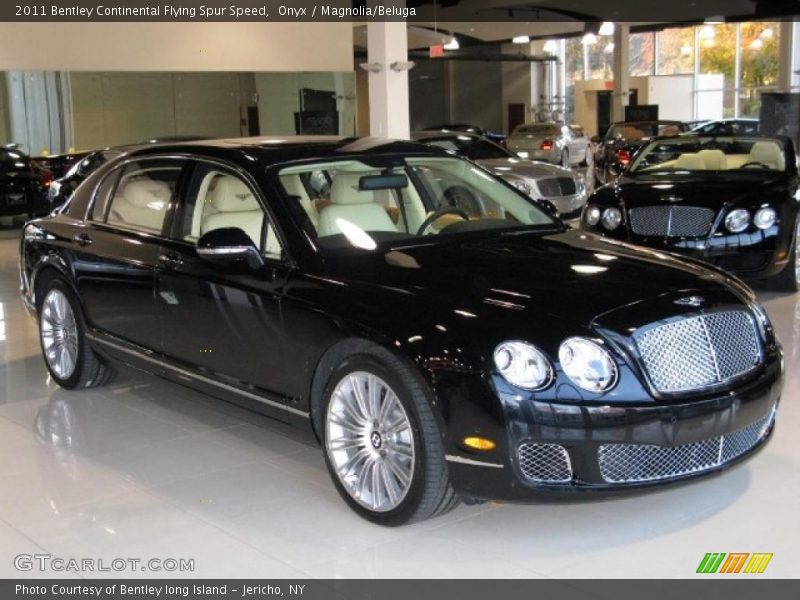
xmin=771 ymin=219 xmax=800 ymax=292
xmin=320 ymin=350 xmax=458 ymax=525
xmin=38 ymin=279 xmax=113 ymax=389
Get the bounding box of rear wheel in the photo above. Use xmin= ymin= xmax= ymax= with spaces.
xmin=38 ymin=279 xmax=113 ymax=389
xmin=321 ymin=351 xmax=458 ymax=525
xmin=771 ymin=219 xmax=800 ymax=292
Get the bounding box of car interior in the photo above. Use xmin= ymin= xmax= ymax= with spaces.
xmin=633 ymin=140 xmax=786 ymax=172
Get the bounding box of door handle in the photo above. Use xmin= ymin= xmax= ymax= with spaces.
xmin=72 ymin=233 xmax=92 ymax=247
xmin=158 ymin=252 xmax=183 ymax=267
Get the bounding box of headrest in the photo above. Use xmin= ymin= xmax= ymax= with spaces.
xmin=121 ymin=179 xmax=171 ymax=209
xmin=748 ymin=142 xmax=784 ymax=170
xmin=330 ymin=173 xmax=376 ymax=205
xmin=209 ymin=176 xmax=260 ymax=212
xmin=698 ymin=149 xmax=727 ymax=170
xmin=674 ymin=153 xmax=705 ymax=170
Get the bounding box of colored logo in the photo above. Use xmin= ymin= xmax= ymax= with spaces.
xmin=696 ymin=553 xmax=773 ymax=574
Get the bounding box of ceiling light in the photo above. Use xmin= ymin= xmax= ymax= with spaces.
xmin=512 ymin=35 xmax=530 ymax=44
xmin=760 ymin=27 xmax=774 ymax=39
xmin=604 ymin=42 xmax=615 ymax=54
xmin=599 ymin=22 xmax=615 ymax=36
xmin=581 ymin=33 xmax=598 ymax=45
xmin=543 ymin=39 xmax=558 ymax=53
xmin=749 ymin=38 xmax=763 ymax=50
xmin=699 ymin=24 xmax=716 ymax=40
xmin=680 ymin=43 xmax=693 ymax=56
xmin=443 ymin=36 xmax=459 ymax=50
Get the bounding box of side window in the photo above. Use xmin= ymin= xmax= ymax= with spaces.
xmin=179 ymin=164 xmax=283 ymax=260
xmin=90 ymin=169 xmax=120 ymax=221
xmin=105 ymin=160 xmax=184 ymax=234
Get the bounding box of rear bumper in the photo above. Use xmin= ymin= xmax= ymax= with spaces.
xmin=447 ymin=350 xmax=782 ymax=502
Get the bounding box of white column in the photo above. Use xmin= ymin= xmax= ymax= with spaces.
xmin=5 ymin=71 xmax=73 ymax=155
xmin=366 ymin=20 xmax=410 ymax=139
xmin=612 ymin=24 xmax=630 ymax=121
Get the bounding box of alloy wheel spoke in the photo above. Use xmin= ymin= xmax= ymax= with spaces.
xmin=349 ymin=375 xmax=371 ymax=421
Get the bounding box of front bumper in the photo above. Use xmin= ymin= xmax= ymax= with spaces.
xmin=446 ymin=351 xmax=782 ymax=502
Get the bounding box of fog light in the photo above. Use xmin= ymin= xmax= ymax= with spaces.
xmin=584 ymin=205 xmax=601 ymax=226
xmin=754 ymin=207 xmax=777 ymax=230
xmin=463 ymin=436 xmax=497 ymax=451
xmin=601 ymin=207 xmax=622 ymax=230
xmin=725 ymin=208 xmax=750 ymax=233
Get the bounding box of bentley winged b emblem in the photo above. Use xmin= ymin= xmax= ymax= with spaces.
xmin=674 ymin=296 xmax=705 ymax=307
xmin=661 ymin=194 xmax=684 ymax=203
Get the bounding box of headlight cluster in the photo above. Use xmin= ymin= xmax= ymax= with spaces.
xmin=510 ymin=179 xmax=533 ymax=196
xmin=724 ymin=207 xmax=777 ymax=233
xmin=584 ymin=205 xmax=622 ymax=230
xmin=494 ymin=338 xmax=618 ymax=393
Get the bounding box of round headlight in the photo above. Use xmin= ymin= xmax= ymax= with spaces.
xmin=601 ymin=207 xmax=622 ymax=230
xmin=725 ymin=208 xmax=750 ymax=233
xmin=558 ymin=337 xmax=618 ymax=393
xmin=584 ymin=205 xmax=601 ymax=226
xmin=754 ymin=207 xmax=777 ymax=230
xmin=494 ymin=341 xmax=553 ymax=390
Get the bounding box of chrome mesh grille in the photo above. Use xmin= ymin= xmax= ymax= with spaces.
xmin=537 ymin=177 xmax=577 ymax=198
xmin=634 ymin=311 xmax=761 ymax=393
xmin=629 ymin=206 xmax=715 ymax=237
xmin=598 ymin=409 xmax=774 ymax=483
xmin=518 ymin=443 xmax=572 ymax=483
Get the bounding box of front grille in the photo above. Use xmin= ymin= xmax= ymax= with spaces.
xmin=536 ymin=177 xmax=577 ymax=198
xmin=629 ymin=205 xmax=715 ymax=237
xmin=633 ymin=311 xmax=761 ymax=394
xmin=518 ymin=443 xmax=572 ymax=483
xmin=598 ymin=408 xmax=775 ymax=483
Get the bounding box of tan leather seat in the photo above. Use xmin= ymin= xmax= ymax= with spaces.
xmin=674 ymin=153 xmax=706 ymax=170
xmin=698 ymin=149 xmax=727 ymax=170
xmin=747 ymin=142 xmax=785 ymax=170
xmin=201 ymin=176 xmax=264 ymax=245
xmin=108 ymin=178 xmax=170 ymax=232
xmin=317 ymin=173 xmax=399 ymax=237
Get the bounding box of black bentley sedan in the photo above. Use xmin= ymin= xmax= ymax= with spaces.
xmin=1 ymin=146 xmax=51 ymax=220
xmin=582 ymin=135 xmax=799 ymax=291
xmin=20 ymin=137 xmax=782 ymax=525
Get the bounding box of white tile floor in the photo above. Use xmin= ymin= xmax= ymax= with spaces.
xmin=0 ymin=225 xmax=798 ymax=579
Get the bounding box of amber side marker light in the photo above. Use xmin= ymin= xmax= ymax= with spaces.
xmin=462 ymin=437 xmax=496 ymax=451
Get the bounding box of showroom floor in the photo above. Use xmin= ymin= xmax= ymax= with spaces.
xmin=0 ymin=225 xmax=798 ymax=579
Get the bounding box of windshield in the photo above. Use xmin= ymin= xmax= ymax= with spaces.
xmin=605 ymin=122 xmax=685 ymax=141
xmin=629 ymin=136 xmax=786 ymax=173
xmin=278 ymin=156 xmax=558 ymax=253
xmin=423 ymin=136 xmax=511 ymax=160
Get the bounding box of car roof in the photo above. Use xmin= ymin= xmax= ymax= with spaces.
xmin=411 ymin=131 xmax=483 ymax=141
xmin=124 ymin=136 xmax=446 ymax=166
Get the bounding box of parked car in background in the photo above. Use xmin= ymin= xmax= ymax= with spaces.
xmin=20 ymin=136 xmax=781 ymax=525
xmin=593 ymin=120 xmax=688 ymax=185
xmin=412 ymin=131 xmax=588 ymax=218
xmin=690 ymin=118 xmax=760 ymax=136
xmin=422 ymin=124 xmax=506 ymax=146
xmin=32 ymin=151 xmax=92 ymax=180
xmin=0 ymin=146 xmax=52 ymax=220
xmin=507 ymin=122 xmax=591 ymax=168
xmin=582 ymin=134 xmax=799 ymax=290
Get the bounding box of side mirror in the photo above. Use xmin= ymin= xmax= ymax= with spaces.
xmin=590 ymin=136 xmax=601 ymax=144
xmin=197 ymin=227 xmax=264 ymax=270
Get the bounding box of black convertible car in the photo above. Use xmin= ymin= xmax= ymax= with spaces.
xmin=582 ymin=135 xmax=799 ymax=291
xmin=20 ymin=137 xmax=781 ymax=525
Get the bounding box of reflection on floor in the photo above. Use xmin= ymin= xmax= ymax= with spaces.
xmin=0 ymin=225 xmax=798 ymax=579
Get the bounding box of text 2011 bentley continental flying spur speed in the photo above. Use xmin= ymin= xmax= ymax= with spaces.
xmin=20 ymin=137 xmax=782 ymax=525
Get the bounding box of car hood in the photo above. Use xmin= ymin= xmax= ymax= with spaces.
xmin=612 ymin=173 xmax=786 ymax=207
xmin=323 ymin=228 xmax=747 ymax=332
xmin=476 ymin=158 xmax=572 ymax=180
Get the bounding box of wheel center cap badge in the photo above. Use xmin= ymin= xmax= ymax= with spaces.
xmin=370 ymin=431 xmax=382 ymax=449
xmin=674 ymin=295 xmax=705 ymax=307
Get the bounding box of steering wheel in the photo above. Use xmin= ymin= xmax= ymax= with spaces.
xmin=416 ymin=207 xmax=470 ymax=236
xmin=443 ymin=185 xmax=481 ymax=215
xmin=739 ymin=161 xmax=771 ymax=169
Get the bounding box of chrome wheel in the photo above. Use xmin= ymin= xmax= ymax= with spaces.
xmin=40 ymin=289 xmax=79 ymax=380
xmin=325 ymin=371 xmax=415 ymax=513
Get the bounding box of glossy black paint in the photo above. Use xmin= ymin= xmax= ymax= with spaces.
xmin=19 ymin=136 xmax=782 ymax=501
xmin=582 ymin=136 xmax=800 ymax=280
xmin=0 ymin=148 xmax=50 ymax=218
